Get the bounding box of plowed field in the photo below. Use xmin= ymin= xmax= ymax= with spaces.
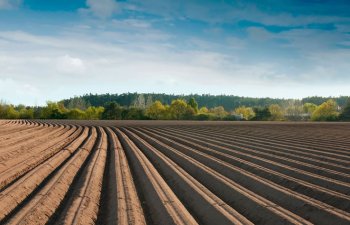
xmin=0 ymin=120 xmax=349 ymax=225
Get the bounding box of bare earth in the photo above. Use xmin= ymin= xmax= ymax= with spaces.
xmin=0 ymin=120 xmax=349 ymax=225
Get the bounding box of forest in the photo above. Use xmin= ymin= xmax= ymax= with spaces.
xmin=61 ymin=93 xmax=350 ymax=111
xmin=0 ymin=93 xmax=350 ymax=121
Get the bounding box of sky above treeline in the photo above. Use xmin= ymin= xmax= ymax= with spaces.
xmin=0 ymin=0 xmax=350 ymax=105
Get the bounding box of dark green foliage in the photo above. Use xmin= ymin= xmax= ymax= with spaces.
xmin=0 ymin=104 xmax=5 ymax=118
xmin=101 ymin=102 xmax=123 ymax=120
xmin=40 ymin=102 xmax=67 ymax=119
xmin=188 ymin=97 xmax=199 ymax=113
xmin=102 ymin=104 xmax=149 ymax=120
xmin=33 ymin=107 xmax=43 ymax=119
xmin=193 ymin=113 xmax=237 ymax=121
xmin=252 ymin=107 xmax=272 ymax=121
xmin=19 ymin=107 xmax=34 ymax=119
xmin=339 ymin=99 xmax=350 ymax=121
xmin=223 ymin=115 xmax=238 ymax=121
xmin=194 ymin=114 xmax=211 ymax=121
xmin=123 ymin=107 xmax=149 ymax=120
xmin=50 ymin=108 xmax=67 ymax=119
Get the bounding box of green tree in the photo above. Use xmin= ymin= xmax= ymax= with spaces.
xmin=124 ymin=107 xmax=147 ymax=120
xmin=311 ymin=99 xmax=339 ymax=121
xmin=0 ymin=102 xmax=7 ymax=118
xmin=339 ymin=99 xmax=350 ymax=121
xmin=33 ymin=107 xmax=42 ymax=119
xmin=269 ymin=104 xmax=284 ymax=121
xmin=169 ymin=99 xmax=189 ymax=120
xmin=252 ymin=107 xmax=271 ymax=121
xmin=85 ymin=106 xmax=104 ymax=120
xmin=188 ymin=98 xmax=199 ymax=114
xmin=40 ymin=102 xmax=67 ymax=119
xmin=184 ymin=105 xmax=196 ymax=119
xmin=193 ymin=107 xmax=210 ymax=120
xmin=19 ymin=108 xmax=34 ymax=119
xmin=16 ymin=104 xmax=26 ymax=111
xmin=209 ymin=106 xmax=228 ymax=119
xmin=234 ymin=106 xmax=255 ymax=120
xmin=5 ymin=105 xmax=20 ymax=119
xmin=163 ymin=105 xmax=172 ymax=120
xmin=303 ymin=103 xmax=317 ymax=115
xmin=194 ymin=114 xmax=211 ymax=120
xmin=66 ymin=108 xmax=86 ymax=120
xmin=52 ymin=109 xmax=68 ymax=119
xmin=198 ymin=107 xmax=209 ymax=114
xmin=146 ymin=101 xmax=166 ymax=119
xmin=101 ymin=102 xmax=123 ymax=120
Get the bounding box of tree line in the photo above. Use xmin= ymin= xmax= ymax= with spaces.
xmin=0 ymin=95 xmax=350 ymax=121
xmin=61 ymin=93 xmax=350 ymax=112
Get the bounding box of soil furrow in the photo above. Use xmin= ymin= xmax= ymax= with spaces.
xmin=115 ymin=128 xmax=198 ymax=225
xmin=131 ymin=128 xmax=350 ymax=224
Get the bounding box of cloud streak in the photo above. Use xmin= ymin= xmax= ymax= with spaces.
xmin=0 ymin=0 xmax=21 ymax=10
xmin=82 ymin=0 xmax=118 ymax=18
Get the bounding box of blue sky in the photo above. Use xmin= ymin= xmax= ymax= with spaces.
xmin=1 ymin=0 xmax=350 ymax=105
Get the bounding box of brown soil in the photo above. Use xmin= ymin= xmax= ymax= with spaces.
xmin=0 ymin=119 xmax=349 ymax=225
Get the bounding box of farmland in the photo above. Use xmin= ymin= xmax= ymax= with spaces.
xmin=0 ymin=120 xmax=349 ymax=225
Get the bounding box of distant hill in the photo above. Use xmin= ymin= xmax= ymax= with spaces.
xmin=61 ymin=93 xmax=350 ymax=111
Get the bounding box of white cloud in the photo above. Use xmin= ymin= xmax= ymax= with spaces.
xmin=56 ymin=55 xmax=85 ymax=74
xmin=0 ymin=0 xmax=21 ymax=9
xmin=84 ymin=0 xmax=118 ymax=18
